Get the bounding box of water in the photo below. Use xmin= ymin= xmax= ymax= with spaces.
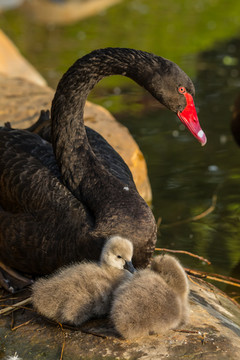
xmin=0 ymin=0 xmax=240 ymax=298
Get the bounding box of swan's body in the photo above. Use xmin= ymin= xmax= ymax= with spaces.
xmin=0 ymin=48 xmax=206 ymax=286
xmin=231 ymin=95 xmax=240 ymax=146
xmin=110 ymin=255 xmax=189 ymax=339
xmin=32 ymin=236 xmax=134 ymax=325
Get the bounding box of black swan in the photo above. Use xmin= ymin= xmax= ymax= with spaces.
xmin=231 ymin=95 xmax=240 ymax=146
xmin=0 ymin=48 xmax=206 ymax=290
xmin=110 ymin=254 xmax=189 ymax=339
xmin=32 ymin=235 xmax=134 ymax=326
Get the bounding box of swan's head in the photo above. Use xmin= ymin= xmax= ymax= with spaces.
xmin=100 ymin=235 xmax=135 ymax=273
xmin=146 ymin=56 xmax=207 ymax=146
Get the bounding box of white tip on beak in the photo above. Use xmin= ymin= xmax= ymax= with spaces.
xmin=197 ymin=130 xmax=205 ymax=138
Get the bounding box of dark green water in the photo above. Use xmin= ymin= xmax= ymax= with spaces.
xmin=0 ymin=0 xmax=240 ymax=298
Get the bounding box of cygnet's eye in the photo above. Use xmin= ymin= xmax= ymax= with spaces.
xmin=117 ymin=255 xmax=122 ymax=259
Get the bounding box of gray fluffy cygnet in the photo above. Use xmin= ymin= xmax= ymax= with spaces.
xmin=32 ymin=235 xmax=135 ymax=326
xmin=110 ymin=254 xmax=189 ymax=339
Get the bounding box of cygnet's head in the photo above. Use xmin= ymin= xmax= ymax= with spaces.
xmin=100 ymin=235 xmax=135 ymax=273
xmin=151 ymin=254 xmax=189 ymax=298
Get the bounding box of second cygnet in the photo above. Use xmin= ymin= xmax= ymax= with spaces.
xmin=32 ymin=235 xmax=135 ymax=326
xmin=110 ymin=254 xmax=189 ymax=339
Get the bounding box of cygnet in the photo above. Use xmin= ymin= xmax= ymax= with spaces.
xmin=110 ymin=254 xmax=189 ymax=339
xmin=32 ymin=235 xmax=135 ymax=326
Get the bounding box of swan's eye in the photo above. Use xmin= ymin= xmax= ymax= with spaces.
xmin=178 ymin=86 xmax=186 ymax=94
xmin=117 ymin=255 xmax=122 ymax=259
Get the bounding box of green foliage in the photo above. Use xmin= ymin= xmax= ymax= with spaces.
xmin=1 ymin=0 xmax=240 ymax=90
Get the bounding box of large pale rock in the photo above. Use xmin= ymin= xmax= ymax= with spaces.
xmin=0 ymin=74 xmax=152 ymax=202
xmin=0 ymin=277 xmax=239 ymax=359
xmin=0 ymin=29 xmax=46 ymax=86
xmin=21 ymin=0 xmax=123 ymax=25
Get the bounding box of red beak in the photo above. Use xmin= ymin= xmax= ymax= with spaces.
xmin=177 ymin=92 xmax=207 ymax=146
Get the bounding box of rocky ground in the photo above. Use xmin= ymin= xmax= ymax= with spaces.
xmin=1 ymin=276 xmax=240 ymax=360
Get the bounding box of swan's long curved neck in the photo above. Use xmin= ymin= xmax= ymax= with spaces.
xmin=51 ymin=48 xmax=164 ymax=199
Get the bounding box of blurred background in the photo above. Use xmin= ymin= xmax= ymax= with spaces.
xmin=0 ymin=0 xmax=240 ymax=299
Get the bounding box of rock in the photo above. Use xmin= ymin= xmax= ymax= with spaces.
xmin=0 ymin=276 xmax=240 ymax=359
xmin=21 ymin=0 xmax=123 ymax=25
xmin=0 ymin=74 xmax=152 ymax=203
xmin=0 ymin=29 xmax=46 ymax=87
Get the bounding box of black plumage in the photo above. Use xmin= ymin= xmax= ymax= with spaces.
xmin=231 ymin=95 xmax=240 ymax=146
xmin=0 ymin=48 xmax=200 ymax=279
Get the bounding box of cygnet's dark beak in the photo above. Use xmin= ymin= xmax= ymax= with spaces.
xmin=124 ymin=261 xmax=136 ymax=274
